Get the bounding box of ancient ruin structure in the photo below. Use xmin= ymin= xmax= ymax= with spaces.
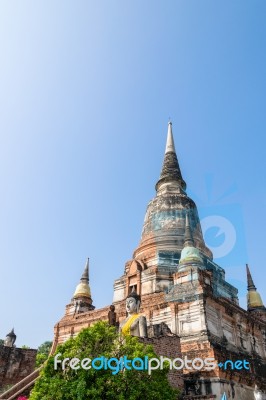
xmin=52 ymin=122 xmax=266 ymax=399
xmin=0 ymin=329 xmax=37 ymax=396
xmin=3 ymin=122 xmax=265 ymax=399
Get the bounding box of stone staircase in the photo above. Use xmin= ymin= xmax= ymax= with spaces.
xmin=0 ymin=367 xmax=41 ymax=400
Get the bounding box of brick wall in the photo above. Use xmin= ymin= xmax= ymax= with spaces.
xmin=140 ymin=336 xmax=184 ymax=390
xmin=0 ymin=345 xmax=37 ymax=391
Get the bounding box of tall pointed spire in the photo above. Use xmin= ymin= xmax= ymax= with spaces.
xmin=68 ymin=258 xmax=95 ymax=314
xmin=179 ymin=212 xmax=203 ymax=269
xmin=165 ymin=121 xmax=176 ymax=153
xmin=184 ymin=212 xmax=194 ymax=247
xmin=73 ymin=258 xmax=91 ymax=300
xmin=155 ymin=121 xmax=186 ymax=192
xmin=246 ymin=264 xmax=265 ymax=313
xmin=81 ymin=258 xmax=89 ymax=282
xmin=246 ymin=264 xmax=256 ymax=291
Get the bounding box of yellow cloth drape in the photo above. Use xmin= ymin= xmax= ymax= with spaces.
xmin=121 ymin=314 xmax=140 ymax=336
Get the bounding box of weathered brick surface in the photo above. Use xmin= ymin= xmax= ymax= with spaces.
xmin=0 ymin=346 xmax=37 ymax=391
xmin=56 ymin=305 xmax=110 ymax=344
xmin=52 ymin=283 xmax=266 ymax=396
xmin=140 ymin=336 xmax=183 ymax=390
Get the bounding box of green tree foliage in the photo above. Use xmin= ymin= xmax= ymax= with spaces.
xmin=35 ymin=341 xmax=53 ymax=367
xmin=30 ymin=322 xmax=179 ymax=400
xmin=0 ymin=339 xmax=4 ymax=346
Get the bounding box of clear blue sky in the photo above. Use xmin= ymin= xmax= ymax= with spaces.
xmin=0 ymin=1 xmax=265 ymax=348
